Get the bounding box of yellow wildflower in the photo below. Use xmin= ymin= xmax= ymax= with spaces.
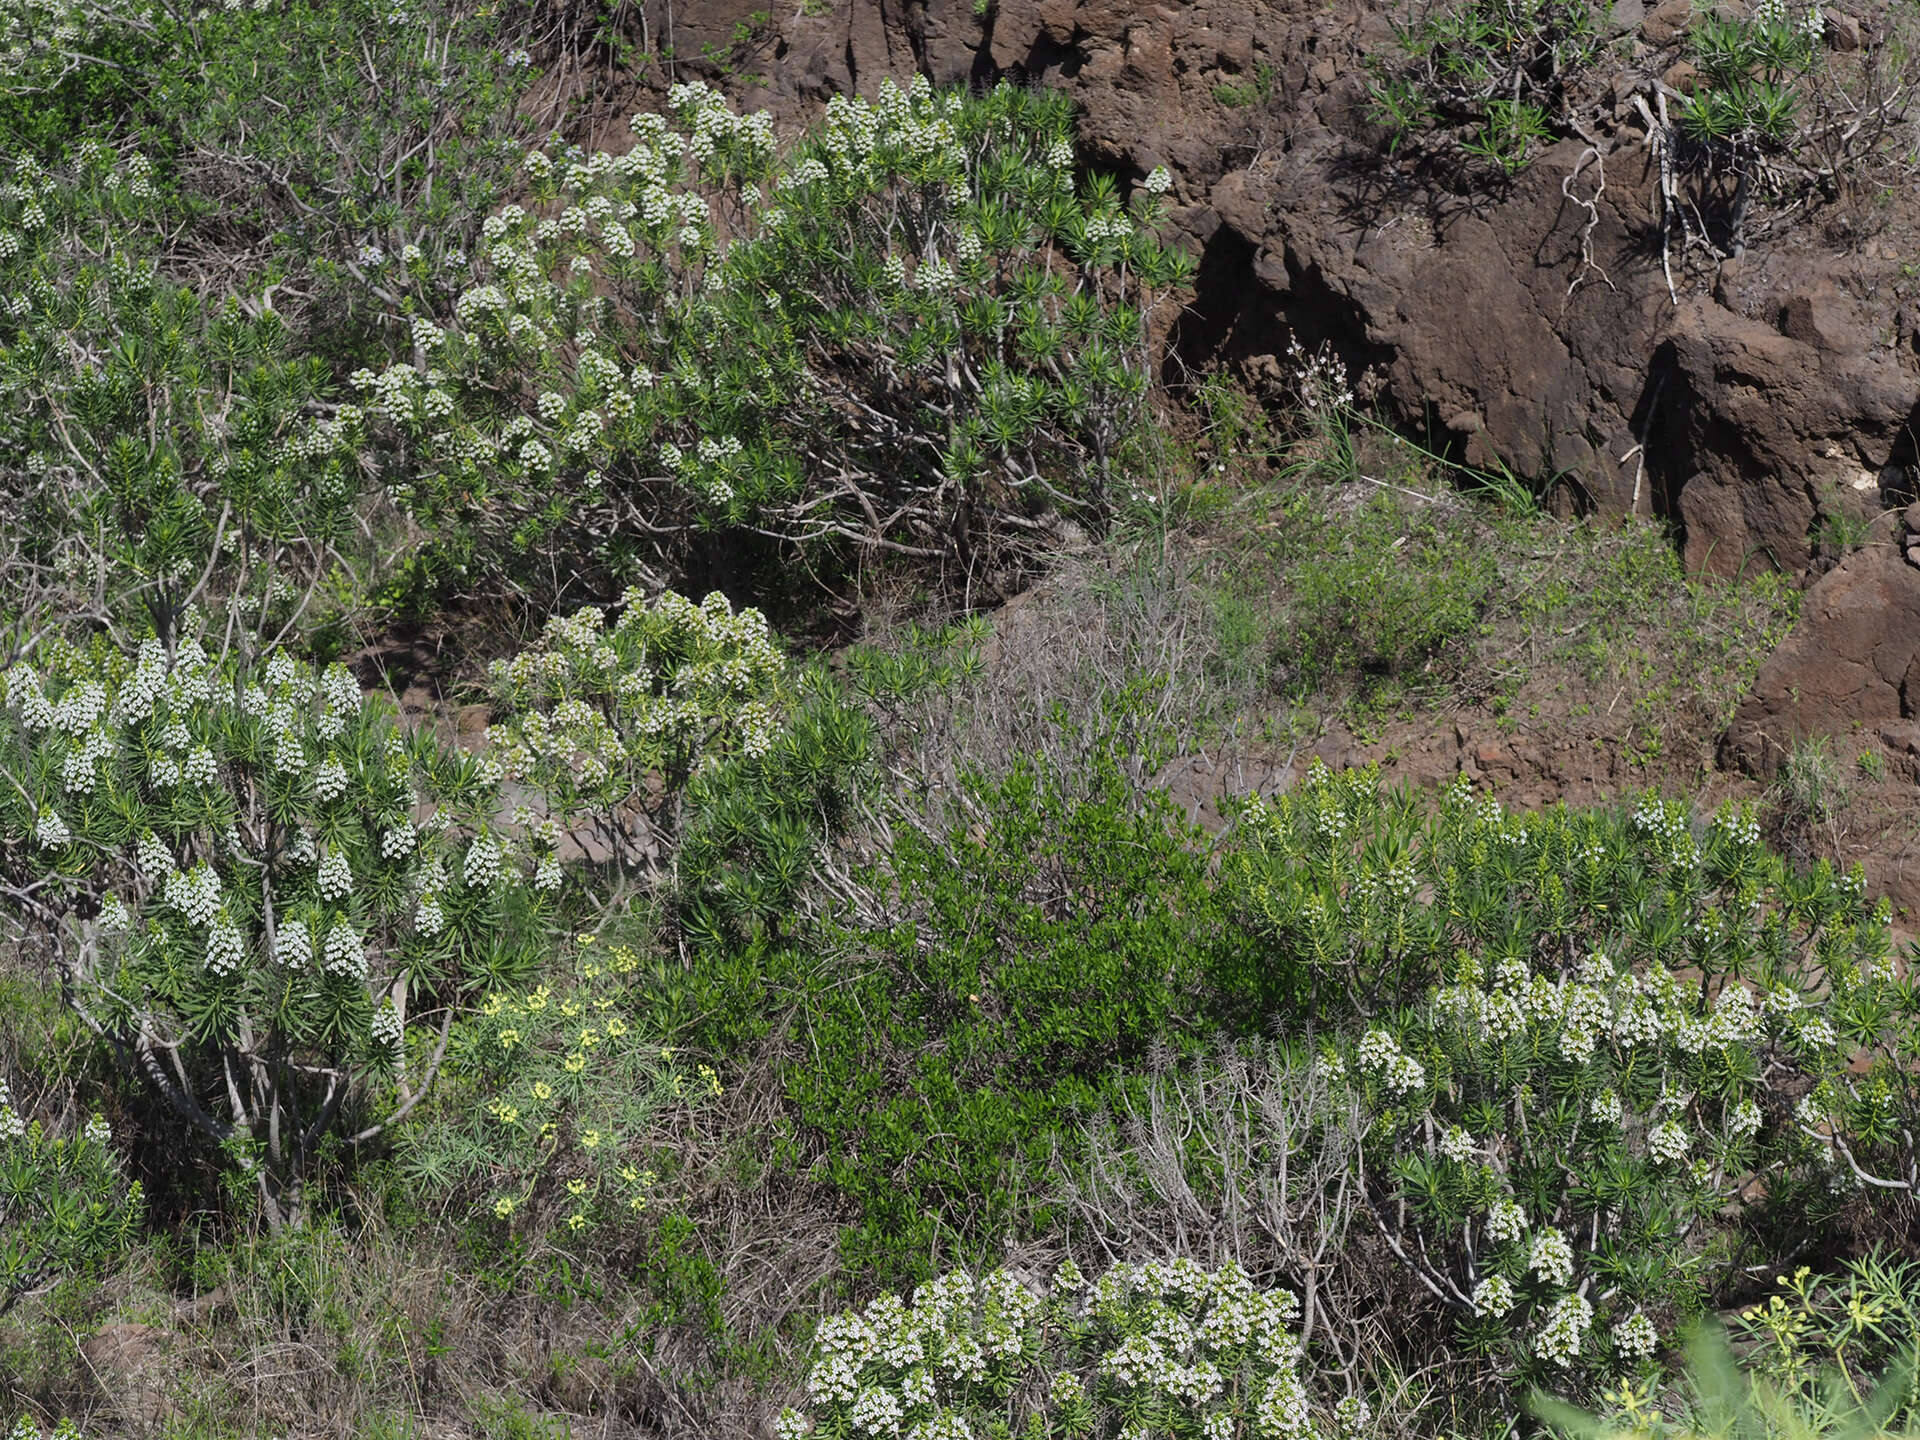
xmin=564 ymin=1052 xmax=586 ymax=1073
xmin=567 ymin=1212 xmax=588 ymax=1231
xmin=495 ymin=1104 xmax=520 ymax=1125
xmin=583 ymin=962 xmax=601 ymax=979
xmin=628 ymin=1193 xmax=648 ymax=1212
xmin=560 ymin=999 xmax=582 ymax=1018
xmin=607 ymin=1018 xmax=629 ymax=1038
xmin=581 ymin=1129 xmax=602 ymax=1149
xmin=579 ymin=1029 xmax=600 ymax=1048
xmin=567 ymin=1178 xmax=588 ymax=1196
xmin=699 ymin=1064 xmax=722 ymax=1097
xmin=532 ymin=1082 xmax=553 ymax=1101
xmin=576 ymin=932 xmax=596 ymax=946
xmin=497 ymin=1029 xmax=521 ymax=1050
xmin=619 ymin=1165 xmax=640 ymax=1183
xmin=493 ymin=1196 xmax=515 ymax=1218
xmin=481 ymin=994 xmax=505 ymax=1017
xmin=661 ymin=1046 xmax=675 ymax=1062
xmin=540 ymin=1121 xmax=557 ymax=1140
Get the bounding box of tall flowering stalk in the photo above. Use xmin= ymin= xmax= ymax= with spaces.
xmin=0 ymin=636 xmax=548 ymax=1227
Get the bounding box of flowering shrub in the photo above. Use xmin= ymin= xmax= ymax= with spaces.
xmin=396 ymin=933 xmax=711 ymax=1234
xmin=0 ymin=1081 xmax=140 ymax=1315
xmin=781 ymin=1258 xmax=1342 ymax=1440
xmin=336 ymin=77 xmax=1193 ymax=598
xmin=0 ymin=636 xmax=547 ymax=1226
xmin=0 ymin=145 xmax=367 ymax=650
xmin=489 ymin=587 xmax=790 ymax=880
xmin=1227 ymin=764 xmax=1892 ymax=1381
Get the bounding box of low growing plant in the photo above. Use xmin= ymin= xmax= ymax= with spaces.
xmin=778 ymin=1257 xmax=1344 ymax=1440
xmin=396 ymin=931 xmax=711 ymax=1236
xmin=0 ymin=1081 xmax=140 ymax=1315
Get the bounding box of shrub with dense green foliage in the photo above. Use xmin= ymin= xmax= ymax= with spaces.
xmin=343 ymin=77 xmax=1193 ymax=599
xmin=1227 ymin=763 xmax=1890 ymax=1383
xmin=0 ymin=635 xmax=548 ymax=1226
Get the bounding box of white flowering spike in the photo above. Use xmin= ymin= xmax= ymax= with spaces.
xmin=312 ymin=758 xmax=349 ymax=802
xmin=316 ymin=850 xmax=354 ymax=900
xmin=322 ymin=923 xmax=366 ymax=980
xmin=1529 ymin=1228 xmax=1574 ymax=1287
xmin=205 ymin=918 xmax=245 ymax=976
xmin=275 ymin=919 xmax=312 ymax=969
xmin=1612 ymin=1309 xmax=1659 ymax=1360
xmin=371 ymin=1002 xmax=404 ymax=1051
xmin=464 ymin=835 xmax=503 ymax=890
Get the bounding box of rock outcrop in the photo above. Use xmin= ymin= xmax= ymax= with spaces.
xmin=1727 ymin=508 xmax=1920 ymax=775
xmin=623 ymin=0 xmax=1920 ymax=758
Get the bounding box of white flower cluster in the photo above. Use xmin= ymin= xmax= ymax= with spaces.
xmin=371 ymin=1001 xmax=404 ymax=1051
xmin=0 ymin=1078 xmax=23 ymax=1142
xmin=1612 ymin=1309 xmax=1659 ymax=1360
xmin=1355 ymin=1028 xmax=1425 ymax=1096
xmin=317 ymin=849 xmax=355 ymax=900
xmin=798 ymin=1259 xmax=1318 ymax=1440
xmin=1534 ymin=1292 xmax=1594 ymax=1366
xmin=275 ymin=919 xmax=312 ymax=968
xmin=1485 ymin=1198 xmax=1527 ymax=1244
xmin=205 ymin=917 xmax=246 ymax=976
xmin=321 ymin=922 xmax=366 ymax=981
xmin=490 ymin=588 xmax=788 ymax=816
xmin=1471 ymin=1274 xmax=1515 ymax=1317
xmin=1529 ymin=1228 xmax=1575 ymax=1287
xmin=1647 ymin=1119 xmax=1691 ymax=1165
xmin=165 ymin=864 xmax=222 ymax=928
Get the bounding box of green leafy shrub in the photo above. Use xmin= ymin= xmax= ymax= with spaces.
xmin=344 ymin=77 xmax=1193 ymax=600
xmin=0 ymin=636 xmax=547 ymax=1225
xmin=778 ymin=1258 xmax=1341 ymax=1440
xmin=1226 ymin=764 xmax=1890 ymax=1384
xmin=0 ymin=1081 xmax=140 ymax=1315
xmin=682 ymin=737 xmax=1259 ymax=1286
xmin=672 ymin=671 xmax=875 ymax=948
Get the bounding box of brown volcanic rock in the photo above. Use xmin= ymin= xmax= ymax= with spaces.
xmin=1725 ymin=534 xmax=1920 ymax=775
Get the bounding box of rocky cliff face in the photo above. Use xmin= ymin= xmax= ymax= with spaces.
xmin=627 ymin=0 xmax=1920 ymax=754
